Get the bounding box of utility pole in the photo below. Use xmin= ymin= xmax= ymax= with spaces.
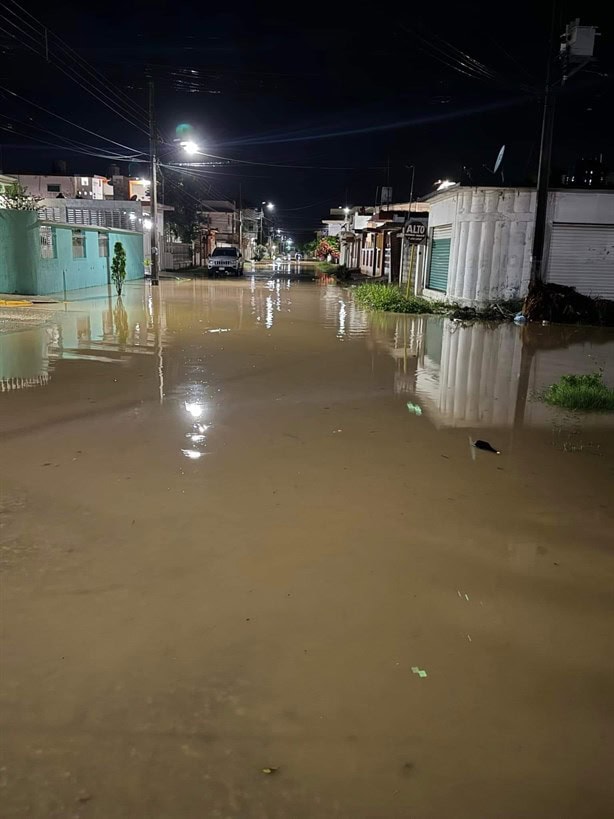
xmin=239 ymin=183 xmax=243 ymax=256
xmin=530 ymin=13 xmax=600 ymax=286
xmin=148 ymin=79 xmax=160 ymax=286
xmin=529 ymin=5 xmax=558 ymax=286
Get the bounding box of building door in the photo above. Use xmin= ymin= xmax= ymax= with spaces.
xmin=427 ymin=225 xmax=452 ymax=292
xmin=547 ymin=223 xmax=614 ymax=299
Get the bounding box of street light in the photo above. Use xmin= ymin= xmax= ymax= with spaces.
xmin=182 ymin=140 xmax=200 ymax=155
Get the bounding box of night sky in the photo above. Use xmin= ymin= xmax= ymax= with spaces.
xmin=1 ymin=0 xmax=612 ymax=240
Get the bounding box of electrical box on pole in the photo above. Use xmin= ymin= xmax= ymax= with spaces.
xmin=529 ymin=17 xmax=601 ymax=287
xmin=560 ymin=19 xmax=599 ymax=61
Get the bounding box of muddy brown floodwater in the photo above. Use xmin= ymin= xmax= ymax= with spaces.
xmin=1 ymin=276 xmax=613 ymax=819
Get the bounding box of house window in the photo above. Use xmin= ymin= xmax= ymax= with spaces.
xmin=81 ymin=177 xmax=89 ymax=186
xmin=98 ymin=232 xmax=109 ymax=257
xmin=72 ymin=229 xmax=86 ymax=259
xmin=40 ymin=226 xmax=56 ymax=259
xmin=47 ymin=184 xmax=61 ymax=193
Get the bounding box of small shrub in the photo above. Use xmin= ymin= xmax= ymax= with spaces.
xmin=353 ymin=284 xmax=438 ymax=314
xmin=541 ymin=371 xmax=614 ymax=412
xmin=111 ymin=241 xmax=127 ymax=296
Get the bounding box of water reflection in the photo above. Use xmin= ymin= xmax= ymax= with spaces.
xmin=370 ymin=314 xmax=614 ymax=429
xmin=0 ymin=327 xmax=52 ymax=391
xmin=0 ymin=288 xmax=160 ymax=392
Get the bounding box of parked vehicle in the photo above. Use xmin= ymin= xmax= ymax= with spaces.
xmin=207 ymin=247 xmax=244 ymax=277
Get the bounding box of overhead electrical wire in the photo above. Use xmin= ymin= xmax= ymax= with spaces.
xmin=0 ymin=122 xmax=146 ymax=161
xmin=0 ymin=85 xmax=146 ymax=156
xmin=160 ymin=166 xmax=235 ymax=210
xmin=159 ymin=141 xmax=385 ymax=171
xmin=0 ymin=113 xmax=144 ymax=160
xmin=160 ymin=167 xmax=230 ymax=210
xmin=0 ymin=2 xmax=150 ymax=135
xmin=401 ymin=22 xmax=536 ymax=94
xmin=3 ymin=0 xmax=149 ymax=118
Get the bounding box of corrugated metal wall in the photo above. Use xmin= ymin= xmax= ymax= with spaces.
xmin=547 ymin=224 xmax=614 ymax=299
xmin=427 ymin=225 xmax=452 ymax=292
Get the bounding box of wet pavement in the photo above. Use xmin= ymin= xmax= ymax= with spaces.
xmin=1 ymin=275 xmax=613 ymax=818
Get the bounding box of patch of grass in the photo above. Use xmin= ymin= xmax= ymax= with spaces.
xmin=314 ymin=262 xmax=339 ymax=275
xmin=541 ymin=371 xmax=614 ymax=412
xmin=353 ymin=283 xmax=442 ymax=314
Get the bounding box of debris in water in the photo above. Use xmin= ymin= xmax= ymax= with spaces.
xmin=76 ymin=792 xmax=92 ymax=803
xmin=406 ymin=402 xmax=422 ymax=416
xmin=472 ymin=439 xmax=500 ymax=454
xmin=411 ymin=666 xmax=428 ymax=678
xmin=261 ymin=767 xmax=278 ymax=775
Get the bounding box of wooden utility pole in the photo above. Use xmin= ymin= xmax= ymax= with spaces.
xmin=148 ymin=80 xmax=160 ymax=286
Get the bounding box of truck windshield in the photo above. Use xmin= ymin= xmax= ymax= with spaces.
xmin=211 ymin=248 xmax=238 ymax=257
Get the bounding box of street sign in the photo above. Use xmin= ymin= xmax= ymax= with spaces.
xmin=405 ymin=217 xmax=428 ymax=244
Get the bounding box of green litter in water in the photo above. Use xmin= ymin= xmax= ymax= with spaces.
xmin=411 ymin=666 xmax=428 ymax=678
xmin=407 ymin=403 xmax=423 ymax=416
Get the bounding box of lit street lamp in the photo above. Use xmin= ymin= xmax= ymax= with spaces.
xmin=259 ymin=201 xmax=274 ymax=244
xmin=181 ymin=140 xmax=200 ymax=155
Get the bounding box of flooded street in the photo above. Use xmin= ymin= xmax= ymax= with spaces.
xmin=1 ymin=275 xmax=613 ymax=818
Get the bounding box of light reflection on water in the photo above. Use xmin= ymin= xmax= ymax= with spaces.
xmin=369 ymin=313 xmax=614 ymax=429
xmin=2 ymin=280 xmax=613 ymax=438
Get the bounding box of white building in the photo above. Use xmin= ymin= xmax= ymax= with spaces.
xmin=11 ymin=174 xmax=110 ymax=200
xmin=419 ymin=186 xmax=614 ymax=304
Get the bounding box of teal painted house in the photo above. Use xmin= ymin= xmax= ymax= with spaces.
xmin=0 ymin=210 xmax=144 ymax=295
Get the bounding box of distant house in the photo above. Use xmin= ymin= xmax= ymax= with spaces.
xmin=338 ymin=203 xmax=430 ymax=280
xmin=11 ymin=173 xmax=110 ymax=200
xmin=417 ymin=186 xmax=614 ymax=304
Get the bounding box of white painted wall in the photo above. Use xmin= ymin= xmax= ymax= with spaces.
xmin=551 ymin=190 xmax=614 ymax=224
xmin=424 ymin=187 xmax=614 ymax=305
xmin=322 ymin=220 xmax=343 ymax=237
xmin=14 ymin=175 xmax=108 ymax=200
xmin=15 ymin=174 xmax=76 ymax=198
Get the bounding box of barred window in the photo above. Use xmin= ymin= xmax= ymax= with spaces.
xmin=40 ymin=226 xmax=56 ymax=259
xmin=98 ymin=232 xmax=109 ymax=257
xmin=72 ymin=229 xmax=86 ymax=259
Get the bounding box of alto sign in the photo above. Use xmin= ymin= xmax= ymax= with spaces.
xmin=405 ymin=218 xmax=428 ymax=244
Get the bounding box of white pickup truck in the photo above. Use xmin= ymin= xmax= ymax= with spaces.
xmin=207 ymin=247 xmax=244 ymax=277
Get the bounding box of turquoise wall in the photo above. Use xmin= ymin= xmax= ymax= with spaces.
xmin=0 ymin=210 xmax=39 ymax=294
xmin=0 ymin=210 xmax=144 ymax=295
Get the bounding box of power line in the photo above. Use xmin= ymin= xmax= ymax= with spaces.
xmin=161 ymin=165 xmax=233 ymax=209
xmin=0 ymin=113 xmax=143 ymax=160
xmin=0 ymin=121 xmax=146 ymax=161
xmin=0 ymin=85 xmax=146 ymax=155
xmin=1 ymin=0 xmax=149 ymax=119
xmin=0 ymin=5 xmax=149 ymax=135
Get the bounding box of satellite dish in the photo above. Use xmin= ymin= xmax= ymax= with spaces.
xmin=493 ymin=144 xmax=505 ymax=174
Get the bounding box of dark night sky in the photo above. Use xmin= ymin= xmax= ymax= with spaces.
xmin=1 ymin=0 xmax=612 ymax=239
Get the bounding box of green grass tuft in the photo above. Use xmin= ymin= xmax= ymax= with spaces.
xmin=353 ymin=284 xmax=443 ymax=314
xmin=542 ymin=372 xmax=614 ymax=412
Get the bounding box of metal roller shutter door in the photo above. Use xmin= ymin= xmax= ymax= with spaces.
xmin=427 ymin=225 xmax=452 ymax=292
xmin=547 ymin=224 xmax=614 ymax=299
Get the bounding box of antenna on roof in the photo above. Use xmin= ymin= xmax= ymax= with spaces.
xmin=483 ymin=144 xmax=506 ymax=184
